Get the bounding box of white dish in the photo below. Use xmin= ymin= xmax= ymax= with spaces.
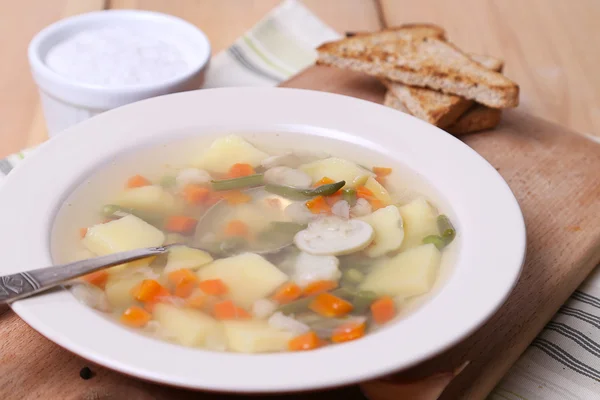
xmin=0 ymin=88 xmax=525 ymax=392
xmin=28 ymin=10 xmax=211 ymax=136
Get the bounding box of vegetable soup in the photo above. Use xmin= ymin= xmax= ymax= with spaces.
xmin=55 ymin=134 xmax=457 ymax=353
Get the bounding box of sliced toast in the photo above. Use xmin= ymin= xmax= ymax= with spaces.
xmin=383 ymin=54 xmax=504 ymax=128
xmin=445 ymin=105 xmax=502 ymax=135
xmin=317 ymin=31 xmax=519 ymax=108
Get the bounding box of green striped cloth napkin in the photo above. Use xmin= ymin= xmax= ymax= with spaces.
xmin=2 ymin=1 xmax=598 ymax=398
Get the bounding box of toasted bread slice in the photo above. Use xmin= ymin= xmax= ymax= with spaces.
xmin=317 ymin=34 xmax=518 ymax=108
xmin=341 ymin=24 xmax=446 ymax=45
xmin=383 ymin=54 xmax=504 ymax=128
xmin=445 ymin=105 xmax=502 ymax=135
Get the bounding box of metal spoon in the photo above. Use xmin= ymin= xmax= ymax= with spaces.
xmin=0 ymin=245 xmax=175 ymax=304
xmin=0 ymin=189 xmax=300 ymax=304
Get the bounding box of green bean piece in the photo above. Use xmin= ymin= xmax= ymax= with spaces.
xmin=159 ymin=175 xmax=177 ymax=188
xmin=265 ymin=180 xmax=346 ymax=201
xmin=343 ymin=268 xmax=365 ymax=285
xmin=422 ymin=235 xmax=446 ymax=250
xmin=341 ymin=188 xmax=357 ymax=206
xmin=437 ymin=214 xmax=456 ymax=245
xmin=211 ymin=173 xmax=264 ymax=191
xmin=332 ymin=287 xmax=356 ymax=301
xmin=352 ymin=290 xmax=378 ymax=314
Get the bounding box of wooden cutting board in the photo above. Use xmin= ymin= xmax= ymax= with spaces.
xmin=1 ymin=66 xmax=599 ymax=400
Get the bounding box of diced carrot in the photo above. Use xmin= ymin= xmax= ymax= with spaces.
xmin=121 ymin=306 xmax=152 ymax=328
xmin=325 ymin=193 xmax=342 ymax=206
xmin=213 ymin=300 xmax=250 ymax=320
xmin=126 ymin=174 xmax=151 ymax=188
xmin=371 ymin=296 xmax=396 ymax=324
xmin=79 ymin=227 xmax=88 ymax=238
xmin=309 ymin=293 xmax=353 ymax=317
xmin=182 ymin=184 xmax=210 ymax=205
xmin=306 ymin=196 xmax=331 ymax=214
xmin=131 ymin=279 xmax=170 ymax=302
xmin=81 ymin=270 xmax=108 ymax=289
xmin=198 ymin=279 xmax=228 ymax=296
xmin=168 ymin=269 xmax=199 ymax=298
xmin=272 ymin=282 xmax=302 ymax=304
xmin=331 ymin=321 xmax=366 ymax=343
xmin=186 ymin=292 xmax=209 ymax=309
xmin=288 ymin=331 xmax=323 ymax=351
xmin=164 ymin=215 xmax=198 ymax=235
xmin=224 ymin=220 xmax=249 ymax=237
xmin=375 ymin=176 xmax=387 ymax=186
xmin=167 ymin=268 xmax=198 ymax=286
xmin=356 ymin=186 xmax=375 ymax=199
xmin=313 ymin=177 xmax=335 ymax=187
xmin=370 ymin=198 xmax=384 ymax=210
xmin=302 ymin=280 xmax=338 ymax=297
xmin=373 ymin=167 xmax=392 ymax=177
xmin=356 ymin=186 xmax=384 ymax=210
xmin=227 ymin=163 xmax=256 ymax=178
xmin=220 ymin=190 xmax=252 ymax=205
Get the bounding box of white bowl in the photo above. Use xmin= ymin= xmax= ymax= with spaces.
xmin=0 ymin=88 xmax=525 ymax=393
xmin=28 ymin=10 xmax=211 ymax=136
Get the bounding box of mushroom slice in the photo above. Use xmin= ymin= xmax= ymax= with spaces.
xmin=294 ymin=216 xmax=374 ymax=256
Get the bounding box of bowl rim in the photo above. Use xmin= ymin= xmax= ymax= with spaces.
xmin=0 ymin=87 xmax=526 ymax=392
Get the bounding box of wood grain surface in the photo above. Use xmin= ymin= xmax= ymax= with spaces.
xmin=1 ymin=0 xmax=600 ymax=158
xmin=1 ymin=1 xmax=600 ymax=400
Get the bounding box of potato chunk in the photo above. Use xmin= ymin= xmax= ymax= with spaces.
xmin=194 ymin=135 xmax=269 ymax=174
xmin=196 ymin=253 xmax=288 ymax=308
xmin=115 ymin=185 xmax=180 ymax=216
xmin=363 ymin=176 xmax=392 ymax=204
xmin=83 ymin=214 xmax=165 ymax=255
xmin=153 ymin=304 xmax=222 ymax=347
xmin=397 ymin=198 xmax=439 ymax=250
xmin=105 ymin=274 xmax=146 ymax=309
xmin=360 ymin=205 xmax=404 ymax=257
xmin=223 ymin=320 xmax=294 ymax=353
xmin=359 ymin=244 xmax=441 ymax=298
xmin=299 ymin=157 xmax=374 ymax=187
xmin=164 ymin=246 xmax=213 ymax=274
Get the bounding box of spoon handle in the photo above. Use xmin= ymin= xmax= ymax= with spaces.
xmin=0 ymin=246 xmax=172 ymax=304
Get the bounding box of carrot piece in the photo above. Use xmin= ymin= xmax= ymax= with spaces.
xmin=220 ymin=190 xmax=252 ymax=205
xmin=227 ymin=163 xmax=256 ymax=178
xmin=186 ymin=292 xmax=209 ymax=309
xmin=164 ymin=215 xmax=198 ymax=235
xmin=331 ymin=321 xmax=366 ymax=343
xmin=302 ymin=280 xmax=338 ymax=297
xmin=121 ymin=306 xmax=152 ymax=328
xmin=309 ymin=293 xmax=353 ymax=317
xmin=371 ymin=296 xmax=396 ymax=324
xmin=370 ymin=198 xmax=384 ymax=210
xmin=313 ymin=177 xmax=335 ymax=187
xmin=213 ymin=300 xmax=250 ymax=320
xmin=168 ymin=269 xmax=199 ymax=298
xmin=224 ymin=220 xmax=250 ymax=237
xmin=375 ymin=176 xmax=387 ymax=186
xmin=305 ymin=196 xmax=331 ymax=214
xmin=288 ymin=331 xmax=323 ymax=351
xmin=81 ymin=270 xmax=109 ymax=289
xmin=373 ymin=167 xmax=392 ymax=177
xmin=126 ymin=174 xmax=151 ymax=188
xmin=198 ymin=279 xmax=228 ymax=296
xmin=79 ymin=227 xmax=88 ymax=238
xmin=356 ymin=186 xmax=375 ymax=199
xmin=182 ymin=184 xmax=210 ymax=205
xmin=131 ymin=279 xmax=169 ymax=302
xmin=272 ymin=282 xmax=302 ymax=304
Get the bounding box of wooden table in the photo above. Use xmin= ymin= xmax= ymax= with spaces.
xmin=1 ymin=1 xmax=599 ymax=399
xmin=1 ymin=0 xmax=600 ymax=157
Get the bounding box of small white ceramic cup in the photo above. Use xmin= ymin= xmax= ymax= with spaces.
xmin=28 ymin=10 xmax=211 ymax=137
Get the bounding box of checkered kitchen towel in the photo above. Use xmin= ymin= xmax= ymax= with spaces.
xmin=1 ymin=1 xmax=598 ymax=398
